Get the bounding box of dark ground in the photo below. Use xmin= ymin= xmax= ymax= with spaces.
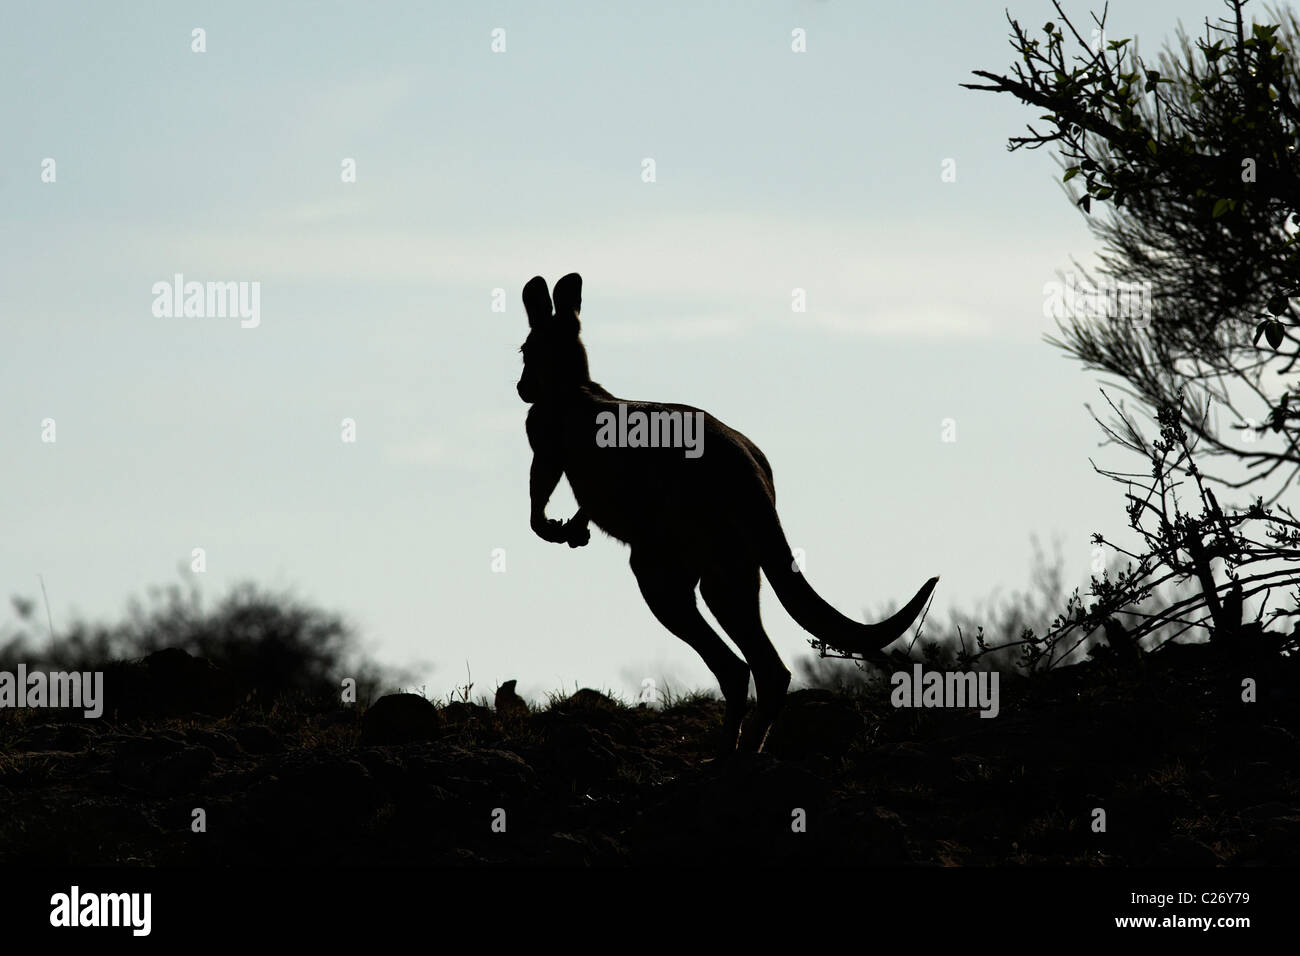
xmin=1 ymin=643 xmax=1297 ymax=866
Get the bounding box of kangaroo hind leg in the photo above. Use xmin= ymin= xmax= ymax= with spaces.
xmin=630 ymin=550 xmax=750 ymax=756
xmin=701 ymin=562 xmax=790 ymax=754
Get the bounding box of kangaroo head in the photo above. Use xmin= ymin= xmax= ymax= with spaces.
xmin=516 ymin=273 xmax=591 ymax=403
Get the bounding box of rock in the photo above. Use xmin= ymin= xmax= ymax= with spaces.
xmin=494 ymin=680 xmax=529 ymax=721
xmin=110 ymin=732 xmax=188 ymax=764
xmin=442 ymin=700 xmax=492 ymax=725
xmin=832 ymin=803 xmax=912 ymax=864
xmin=278 ymin=755 xmax=378 ymax=816
xmin=548 ymin=831 xmax=597 ymax=866
xmin=544 ymin=723 xmax=619 ymax=780
xmin=1147 ymin=835 xmax=1221 ymax=867
xmin=765 ymin=690 xmax=865 ymax=758
xmin=102 ymin=648 xmax=238 ymax=718
xmin=231 ymin=724 xmax=284 ymax=754
xmin=876 ymin=741 xmax=952 ymax=784
xmin=432 ymin=847 xmax=488 ymax=865
xmin=152 ymin=745 xmax=216 ymax=793
xmin=563 ymin=688 xmax=620 ymax=711
xmin=321 ymin=707 xmax=359 ymax=727
xmin=360 ymin=693 xmax=442 ymax=745
xmin=1241 ymin=800 xmax=1293 ymax=822
xmin=185 ymin=728 xmax=241 ymax=758
xmin=247 ymin=754 xmax=381 ymax=853
xmin=14 ymin=722 xmax=95 ymax=753
xmin=633 ymin=754 xmax=832 ymax=863
xmin=112 ymin=739 xmax=214 ymax=794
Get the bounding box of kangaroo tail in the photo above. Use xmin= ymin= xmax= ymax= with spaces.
xmin=758 ymin=514 xmax=938 ymax=658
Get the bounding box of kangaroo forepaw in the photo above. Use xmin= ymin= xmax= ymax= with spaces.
xmin=563 ymin=520 xmax=591 ymax=548
xmin=532 ymin=518 xmax=568 ymax=543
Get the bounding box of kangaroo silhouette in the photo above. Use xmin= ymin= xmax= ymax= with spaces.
xmin=517 ymin=272 xmax=938 ymax=753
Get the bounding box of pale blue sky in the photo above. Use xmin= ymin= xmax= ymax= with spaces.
xmin=1 ymin=1 xmax=1241 ymax=701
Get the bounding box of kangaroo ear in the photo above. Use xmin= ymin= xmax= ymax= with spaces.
xmin=552 ymin=273 xmax=582 ymax=329
xmin=522 ymin=276 xmax=552 ymax=328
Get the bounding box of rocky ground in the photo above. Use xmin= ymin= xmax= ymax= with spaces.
xmin=1 ymin=643 xmax=1297 ymax=866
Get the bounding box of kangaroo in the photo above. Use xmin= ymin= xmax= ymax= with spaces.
xmin=517 ymin=272 xmax=938 ymax=754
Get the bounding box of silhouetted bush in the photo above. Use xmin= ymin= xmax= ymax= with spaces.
xmin=0 ymin=580 xmax=410 ymax=708
xmin=797 ymin=535 xmax=1196 ymax=691
xmin=802 ymin=391 xmax=1300 ymax=691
